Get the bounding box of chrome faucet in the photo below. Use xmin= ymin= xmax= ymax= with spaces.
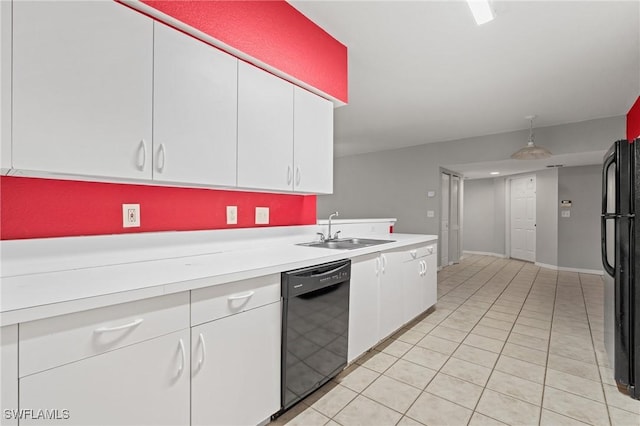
xmin=327 ymin=211 xmax=340 ymax=241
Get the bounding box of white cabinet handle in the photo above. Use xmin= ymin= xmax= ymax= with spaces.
xmin=158 ymin=143 xmax=166 ymax=172
xmin=177 ymin=338 xmax=186 ymax=377
xmin=381 ymin=254 xmax=387 ymax=273
xmin=375 ymin=257 xmax=381 ymax=276
xmin=227 ymin=291 xmax=255 ymax=301
xmin=295 ymin=166 xmax=301 ymax=186
xmin=287 ymin=166 xmax=292 ymax=185
xmin=137 ymin=140 xmax=147 ymax=171
xmin=410 ymin=249 xmax=417 ymax=258
xmin=197 ymin=333 xmax=206 ymax=368
xmin=421 ymin=260 xmax=427 ymax=276
xmin=427 ymin=246 xmax=434 ymax=254
xmin=94 ymin=318 xmax=144 ymax=333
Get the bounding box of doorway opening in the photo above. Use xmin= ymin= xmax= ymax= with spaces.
xmin=440 ymin=170 xmax=463 ymax=266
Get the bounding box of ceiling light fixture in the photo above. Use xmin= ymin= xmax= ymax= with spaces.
xmin=467 ymin=0 xmax=495 ymax=25
xmin=511 ymin=115 xmax=552 ymax=160
xmin=490 ymin=172 xmax=500 ymax=175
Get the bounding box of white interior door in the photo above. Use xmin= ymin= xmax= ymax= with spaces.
xmin=441 ymin=173 xmax=450 ymax=266
xmin=510 ymin=176 xmax=536 ymax=262
xmin=449 ymin=175 xmax=460 ymax=264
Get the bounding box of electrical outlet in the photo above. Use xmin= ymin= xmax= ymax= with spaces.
xmin=427 ymin=210 xmax=435 ymax=218
xmin=255 ymin=207 xmax=269 ymax=225
xmin=561 ymin=210 xmax=570 ymax=218
xmin=122 ymin=204 xmax=140 ymax=228
xmin=226 ymin=206 xmax=238 ymax=225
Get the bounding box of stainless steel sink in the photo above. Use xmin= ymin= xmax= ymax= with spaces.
xmin=297 ymin=238 xmax=395 ymax=250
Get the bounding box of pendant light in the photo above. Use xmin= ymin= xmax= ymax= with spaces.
xmin=511 ymin=115 xmax=552 ymax=160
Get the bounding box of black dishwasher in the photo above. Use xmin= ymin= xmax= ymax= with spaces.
xmin=279 ymin=259 xmax=351 ymax=413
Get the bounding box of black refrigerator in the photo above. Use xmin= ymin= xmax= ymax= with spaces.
xmin=601 ymin=138 xmax=639 ymax=400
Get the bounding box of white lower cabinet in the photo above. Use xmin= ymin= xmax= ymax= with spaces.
xmin=402 ymin=244 xmax=438 ymax=323
xmin=422 ymin=246 xmax=438 ymax=312
xmin=191 ymin=301 xmax=281 ymax=426
xmin=19 ymin=329 xmax=190 ymax=426
xmin=348 ymin=242 xmax=438 ymax=361
xmin=348 ymin=254 xmax=380 ymax=363
xmin=1 ymin=325 xmax=18 ymax=426
xmin=378 ymin=250 xmax=406 ymax=340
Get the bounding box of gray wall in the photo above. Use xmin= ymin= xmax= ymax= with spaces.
xmin=463 ymin=178 xmax=505 ymax=255
xmin=535 ymin=168 xmax=559 ymax=267
xmin=461 ymin=166 xmax=605 ymax=271
xmin=319 ymin=115 xmax=624 ymax=236
xmin=557 ymin=165 xmax=602 ymax=270
xmin=319 ymin=115 xmax=623 ymax=269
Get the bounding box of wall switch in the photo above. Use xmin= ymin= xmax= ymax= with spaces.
xmin=427 ymin=191 xmax=436 ymax=198
xmin=561 ymin=210 xmax=570 ymax=218
xmin=427 ymin=210 xmax=435 ymax=218
xmin=226 ymin=206 xmax=238 ymax=225
xmin=122 ymin=204 xmax=140 ymax=228
xmin=255 ymin=207 xmax=269 ymax=224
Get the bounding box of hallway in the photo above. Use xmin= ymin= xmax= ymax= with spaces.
xmin=273 ymin=255 xmax=640 ymax=426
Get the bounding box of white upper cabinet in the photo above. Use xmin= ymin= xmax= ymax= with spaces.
xmin=237 ymin=61 xmax=294 ymax=191
xmin=293 ymin=86 xmax=333 ymax=194
xmin=153 ymin=22 xmax=238 ymax=187
xmin=1 ymin=0 xmax=11 ymax=175
xmin=12 ymin=1 xmax=153 ymax=179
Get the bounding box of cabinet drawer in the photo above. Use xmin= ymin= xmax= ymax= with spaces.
xmin=405 ymin=243 xmax=437 ymax=261
xmin=191 ymin=274 xmax=280 ymax=326
xmin=19 ymin=292 xmax=189 ymax=377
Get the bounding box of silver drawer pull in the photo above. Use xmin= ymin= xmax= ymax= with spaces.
xmin=227 ymin=291 xmax=255 ymax=301
xmin=93 ymin=318 xmax=144 ymax=333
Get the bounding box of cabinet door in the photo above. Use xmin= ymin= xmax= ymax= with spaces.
xmin=12 ymin=1 xmax=153 ymax=179
xmin=348 ymin=254 xmax=380 ymax=362
xmin=20 ymin=329 xmax=190 ymax=426
xmin=1 ymin=0 xmax=11 ymax=175
xmin=192 ymin=302 xmax=281 ymax=426
xmin=402 ymin=259 xmax=424 ymax=323
xmin=378 ymin=251 xmax=405 ymax=340
xmin=153 ymin=22 xmax=238 ymax=186
xmin=1 ymin=325 xmax=17 ymax=426
xmin=423 ymin=253 xmax=438 ymax=312
xmin=237 ymin=62 xmax=294 ymax=191
xmin=293 ymin=87 xmax=333 ymax=194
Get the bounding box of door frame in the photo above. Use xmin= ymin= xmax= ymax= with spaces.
xmin=505 ymin=174 xmax=537 ymax=262
xmin=439 ymin=168 xmax=463 ymax=267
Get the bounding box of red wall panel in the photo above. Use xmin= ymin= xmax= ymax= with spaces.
xmin=139 ymin=0 xmax=348 ymax=103
xmin=627 ymin=96 xmax=640 ymax=140
xmin=0 ymin=177 xmax=316 ymax=240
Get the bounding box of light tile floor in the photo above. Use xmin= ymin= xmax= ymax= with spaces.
xmin=271 ymin=255 xmax=640 ymax=426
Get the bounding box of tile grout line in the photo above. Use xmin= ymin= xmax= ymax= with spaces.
xmin=467 ymin=263 xmax=545 ymax=426
xmin=537 ymin=266 xmax=559 ymax=426
xmin=579 ymin=272 xmax=614 ymax=426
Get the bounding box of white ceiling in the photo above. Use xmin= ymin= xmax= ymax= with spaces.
xmin=290 ymin=0 xmax=640 ymax=160
xmin=444 ymin=149 xmax=606 ymax=179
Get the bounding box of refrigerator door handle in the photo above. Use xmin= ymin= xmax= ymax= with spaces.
xmin=601 ymin=149 xmax=616 ymax=277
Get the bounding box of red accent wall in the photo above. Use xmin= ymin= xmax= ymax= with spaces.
xmin=139 ymin=0 xmax=348 ymax=103
xmin=0 ymin=177 xmax=316 ymax=240
xmin=627 ymin=96 xmax=640 ymax=140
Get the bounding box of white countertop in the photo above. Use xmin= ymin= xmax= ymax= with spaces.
xmin=0 ymin=226 xmax=437 ymax=326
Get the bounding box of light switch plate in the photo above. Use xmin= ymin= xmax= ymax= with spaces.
xmin=561 ymin=210 xmax=570 ymax=218
xmin=122 ymin=204 xmax=140 ymax=228
xmin=255 ymin=207 xmax=269 ymax=224
xmin=427 ymin=210 xmax=435 ymax=218
xmin=427 ymin=191 xmax=436 ymax=198
xmin=226 ymin=206 xmax=238 ymax=225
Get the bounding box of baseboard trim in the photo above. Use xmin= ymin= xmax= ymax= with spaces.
xmin=534 ymin=262 xmax=604 ymax=276
xmin=463 ymin=251 xmax=507 ymax=258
